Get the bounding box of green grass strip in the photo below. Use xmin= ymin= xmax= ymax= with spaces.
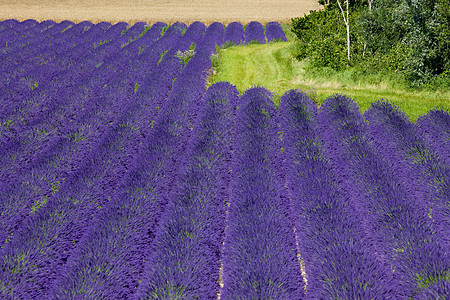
xmin=209 ymin=27 xmax=450 ymax=122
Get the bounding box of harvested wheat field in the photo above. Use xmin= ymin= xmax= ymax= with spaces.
xmin=0 ymin=0 xmax=321 ymax=24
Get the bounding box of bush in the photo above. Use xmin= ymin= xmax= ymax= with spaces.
xmin=290 ymin=0 xmax=449 ymax=88
xmin=291 ymin=9 xmax=349 ymax=71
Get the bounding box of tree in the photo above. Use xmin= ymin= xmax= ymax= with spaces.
xmin=335 ymin=0 xmax=351 ymax=61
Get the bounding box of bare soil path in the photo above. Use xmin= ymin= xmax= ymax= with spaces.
xmin=0 ymin=0 xmax=321 ymax=25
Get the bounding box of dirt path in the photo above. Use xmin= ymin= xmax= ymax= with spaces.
xmin=0 ymin=0 xmax=321 ymax=25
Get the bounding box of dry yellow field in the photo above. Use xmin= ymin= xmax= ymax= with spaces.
xmin=0 ymin=0 xmax=321 ymax=25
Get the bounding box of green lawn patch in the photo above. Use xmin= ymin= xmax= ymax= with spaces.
xmin=208 ymin=36 xmax=450 ymax=122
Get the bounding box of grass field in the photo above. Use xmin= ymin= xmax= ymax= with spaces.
xmin=209 ymin=26 xmax=450 ymax=122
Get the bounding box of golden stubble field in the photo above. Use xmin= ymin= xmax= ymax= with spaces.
xmin=0 ymin=0 xmax=321 ymax=24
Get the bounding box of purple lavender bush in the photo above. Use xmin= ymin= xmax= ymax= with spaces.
xmin=223 ymin=22 xmax=244 ymax=46
xmin=220 ymin=87 xmax=305 ymax=299
xmin=416 ymin=109 xmax=450 ymax=166
xmin=244 ymin=21 xmax=265 ymax=44
xmin=0 ymin=19 xmax=18 ymax=32
xmin=135 ymin=82 xmax=237 ymax=300
xmin=317 ymin=94 xmax=450 ymax=298
xmin=196 ymin=21 xmax=224 ymax=56
xmin=365 ymin=100 xmax=450 ymax=256
xmin=49 ymin=57 xmax=182 ymax=300
xmin=265 ymin=21 xmax=287 ymax=42
xmin=280 ymin=90 xmax=400 ymax=299
xmin=206 ymin=22 xmax=225 ymax=47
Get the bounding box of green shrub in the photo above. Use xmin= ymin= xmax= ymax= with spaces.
xmin=290 ymin=0 xmax=449 ymax=88
xmin=291 ymin=9 xmax=349 ymax=71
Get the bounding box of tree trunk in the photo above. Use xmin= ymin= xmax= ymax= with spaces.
xmin=336 ymin=0 xmax=350 ymax=61
xmin=363 ymin=0 xmax=373 ymax=58
xmin=346 ymin=0 xmax=350 ymax=61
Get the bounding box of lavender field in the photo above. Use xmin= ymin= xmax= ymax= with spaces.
xmin=0 ymin=19 xmax=449 ymax=299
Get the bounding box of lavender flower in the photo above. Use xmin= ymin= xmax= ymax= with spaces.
xmin=265 ymin=21 xmax=287 ymax=42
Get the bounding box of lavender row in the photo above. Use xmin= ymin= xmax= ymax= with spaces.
xmin=0 ymin=55 xmax=181 ymax=299
xmin=46 ymin=41 xmax=211 ymax=299
xmin=365 ymin=101 xmax=450 ymax=252
xmin=220 ymin=87 xmax=304 ymax=299
xmin=0 ymin=19 xmax=19 ymax=33
xmin=0 ymin=21 xmax=154 ymax=182
xmin=280 ymin=90 xmax=398 ymax=298
xmin=0 ymin=21 xmax=92 ymax=82
xmin=244 ymin=21 xmax=266 ymax=44
xmin=0 ymin=24 xmax=175 ymax=248
xmin=0 ymin=19 xmax=38 ymax=45
xmin=136 ymin=82 xmax=237 ymax=299
xmin=416 ymin=109 xmax=450 ymax=166
xmin=316 ymin=94 xmax=450 ymax=298
xmin=265 ymin=21 xmax=287 ymax=42
xmin=196 ymin=22 xmax=225 ymax=55
xmin=223 ymin=22 xmax=244 ymax=46
xmin=0 ymin=20 xmax=57 ymax=56
xmin=0 ymin=91 xmax=138 ymax=299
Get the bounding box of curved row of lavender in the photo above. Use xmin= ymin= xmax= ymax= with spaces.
xmin=49 ymin=22 xmax=221 ymax=300
xmin=316 ymin=95 xmax=450 ymax=298
xmin=417 ymin=109 xmax=450 ymax=166
xmin=265 ymin=21 xmax=288 ymax=42
xmin=135 ymin=82 xmax=238 ymax=299
xmin=220 ymin=87 xmax=305 ymax=299
xmin=0 ymin=20 xmax=217 ymax=298
xmin=244 ymin=21 xmax=266 ymax=45
xmin=0 ymin=21 xmax=176 ymax=251
xmin=365 ymin=101 xmax=450 ymax=249
xmin=280 ymin=90 xmax=400 ymax=298
xmin=364 ymin=102 xmax=450 ymax=297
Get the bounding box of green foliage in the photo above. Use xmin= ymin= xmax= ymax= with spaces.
xmin=358 ymin=0 xmax=409 ymax=55
xmin=319 ymin=0 xmax=367 ymax=10
xmin=221 ymin=41 xmax=238 ymax=49
xmin=160 ymin=25 xmax=169 ymax=37
xmin=359 ymin=0 xmax=450 ymax=86
xmin=247 ymin=40 xmax=262 ymax=45
xmin=158 ymin=49 xmax=169 ymax=65
xmin=356 ymin=41 xmax=408 ymax=73
xmin=291 ymin=9 xmax=350 ymax=70
xmin=291 ymin=0 xmax=450 ymax=87
xmin=139 ymin=25 xmax=151 ymax=38
xmin=209 ymin=39 xmax=449 ymax=121
xmin=402 ymin=0 xmax=450 ymax=86
xmin=175 ymin=43 xmax=196 ymax=66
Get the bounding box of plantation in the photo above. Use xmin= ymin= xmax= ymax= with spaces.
xmin=0 ymin=19 xmax=449 ymax=299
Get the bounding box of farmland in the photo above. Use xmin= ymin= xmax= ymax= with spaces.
xmin=0 ymin=19 xmax=450 ymax=299
xmin=0 ymin=0 xmax=321 ymax=25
